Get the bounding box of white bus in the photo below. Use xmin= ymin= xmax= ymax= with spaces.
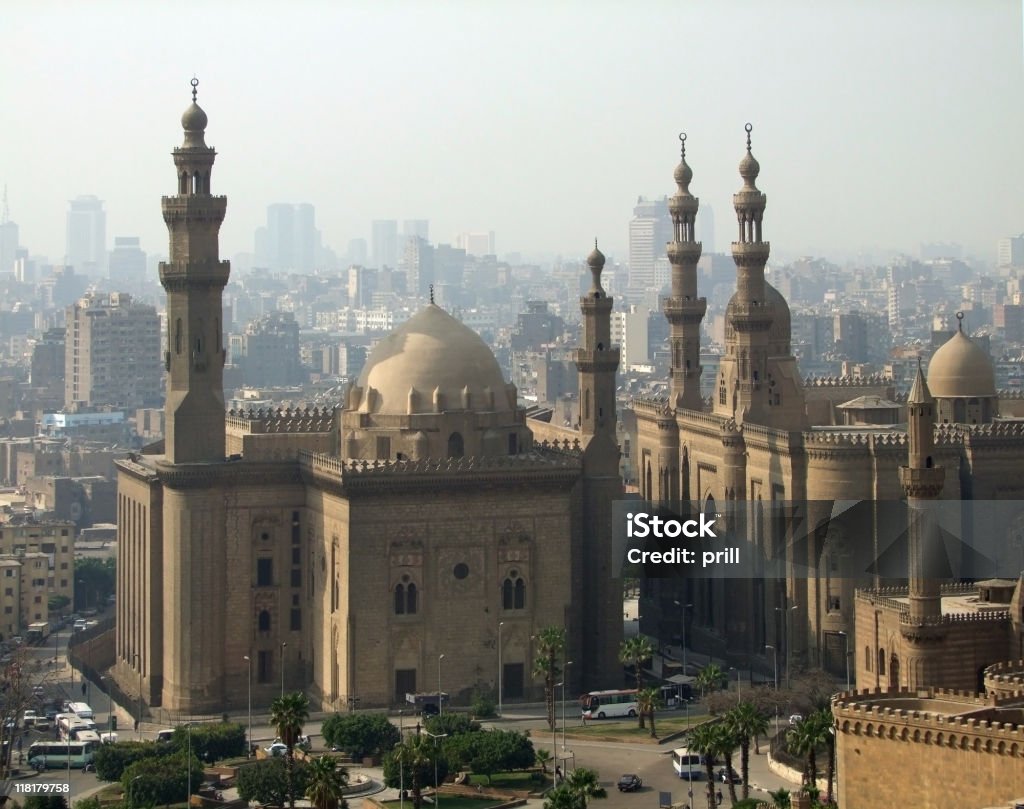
xmin=28 ymin=741 xmax=97 ymax=770
xmin=57 ymin=715 xmax=96 ymax=741
xmin=671 ymin=747 xmax=711 ymax=780
xmin=67 ymin=702 xmax=94 ymax=719
xmin=580 ymin=689 xmax=639 ymax=720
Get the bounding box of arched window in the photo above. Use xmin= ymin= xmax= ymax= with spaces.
xmin=406 ymin=582 xmax=417 ymax=614
xmin=502 ymin=571 xmax=526 ymax=610
xmin=175 ymin=319 xmax=182 ymax=355
xmin=447 ymin=432 xmax=464 ymax=458
xmin=395 ymin=576 xmax=417 ymax=615
xmin=258 ymin=610 xmax=271 ymax=632
xmin=878 ymin=648 xmax=886 ymax=676
xmin=865 ymin=646 xmax=872 ymax=672
xmin=889 ymin=654 xmax=900 ymax=688
xmin=394 ymin=584 xmax=406 ymax=615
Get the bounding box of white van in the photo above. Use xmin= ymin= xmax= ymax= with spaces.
xmin=156 ymin=729 xmax=176 ymax=743
xmin=68 ymin=702 xmax=94 ymax=720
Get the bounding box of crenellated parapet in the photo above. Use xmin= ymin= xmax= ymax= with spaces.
xmin=226 ymin=406 xmax=336 ymax=434
xmin=632 ymin=396 xmax=671 ymax=417
xmin=984 ymin=660 xmax=1024 ymax=698
xmin=804 ymin=374 xmax=894 ymax=388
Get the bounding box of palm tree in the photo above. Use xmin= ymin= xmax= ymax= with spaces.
xmin=812 ymin=708 xmax=837 ymax=804
xmin=717 ymin=724 xmax=740 ymax=807
xmin=636 ymin=687 xmax=664 ymax=737
xmin=392 ymin=736 xmax=437 ymax=809
xmin=786 ymin=712 xmax=829 ymax=789
xmin=305 ymin=755 xmax=349 ymax=809
xmin=726 ymin=701 xmax=770 ymax=799
xmin=619 ymin=636 xmax=654 ymax=728
xmin=768 ymin=787 xmax=791 ymax=808
xmin=270 ymin=691 xmax=311 ymax=809
xmin=535 ymin=748 xmax=552 ymax=775
xmin=543 ymin=786 xmax=583 ymax=809
xmin=695 ymin=663 xmax=727 ymax=699
xmin=686 ymin=722 xmax=724 ymax=809
xmin=562 ymin=767 xmax=607 ymax=807
xmin=532 ymin=626 xmax=566 ymax=731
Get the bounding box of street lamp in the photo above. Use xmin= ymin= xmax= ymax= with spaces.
xmin=424 ymin=731 xmax=447 ymax=809
xmin=837 ymin=631 xmax=851 ymax=692
xmin=243 ymin=655 xmax=253 ymax=756
xmin=497 ymin=622 xmax=504 ymax=718
xmin=280 ymin=642 xmax=287 ymax=699
xmin=133 ymin=653 xmax=142 ymax=740
xmin=551 ymin=682 xmax=562 ymax=767
xmin=394 ymin=741 xmax=405 ymax=809
xmin=765 ymin=645 xmax=778 ymax=691
xmin=561 ymin=662 xmax=573 ymax=751
xmin=437 ymin=654 xmax=445 ymax=718
xmin=776 ymin=604 xmax=798 ymax=690
xmin=673 ymin=601 xmax=693 ymax=676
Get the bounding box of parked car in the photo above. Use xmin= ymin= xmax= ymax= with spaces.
xmin=22 ymin=710 xmax=37 ymax=727
xmin=789 ymin=714 xmax=804 ymax=725
xmin=617 ymin=774 xmax=642 ymax=792
xmin=717 ymin=766 xmax=741 ymax=784
xmin=265 ymin=742 xmax=288 ymax=757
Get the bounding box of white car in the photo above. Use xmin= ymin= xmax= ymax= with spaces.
xmin=22 ymin=710 xmax=37 ymax=727
xmin=265 ymin=742 xmax=288 ymax=757
xmin=789 ymin=714 xmax=804 ymax=725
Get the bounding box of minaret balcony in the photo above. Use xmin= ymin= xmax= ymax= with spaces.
xmin=574 ymin=347 xmax=620 ymax=373
xmin=898 ymin=466 xmax=945 ymax=499
xmin=728 ymin=300 xmax=774 ymax=332
xmin=667 ymin=242 xmax=702 ymax=264
xmin=731 ymin=241 xmax=771 ymax=267
xmin=161 ymin=195 xmax=227 ymax=222
xmin=661 ymin=295 xmax=707 ymax=323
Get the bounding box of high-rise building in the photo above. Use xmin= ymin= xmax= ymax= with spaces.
xmin=403 ymin=220 xmax=429 ymax=242
xmin=0 ymin=189 xmax=18 ymax=275
xmin=371 ymin=220 xmax=398 ymax=269
xmin=628 ymin=196 xmax=671 ymax=289
xmin=455 ymin=231 xmax=495 ymax=257
xmin=64 ymin=292 xmax=161 ymax=409
xmin=255 ymin=203 xmax=321 ymax=272
xmin=108 ymin=237 xmax=147 ymax=291
xmin=65 ymin=195 xmax=106 ymax=275
xmin=240 ymin=311 xmax=303 ymax=388
xmin=997 ymin=235 xmax=1024 ymax=269
xmin=611 ymin=304 xmax=651 ymax=368
xmin=404 ymin=236 xmax=434 ymax=296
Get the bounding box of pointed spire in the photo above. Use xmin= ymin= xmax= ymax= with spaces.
xmin=587 ymin=239 xmax=606 ymax=294
xmin=673 ymin=132 xmax=693 ymax=195
xmin=181 ymin=77 xmax=208 ymax=148
xmin=429 ymin=283 xmax=435 ymax=305
xmin=738 ymin=122 xmax=761 ymax=188
xmin=908 ymin=356 xmax=933 ymax=404
xmin=956 ymin=311 xmax=964 ymax=333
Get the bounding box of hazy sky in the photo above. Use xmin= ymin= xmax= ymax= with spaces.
xmin=3 ymin=1 xmax=1023 ymax=265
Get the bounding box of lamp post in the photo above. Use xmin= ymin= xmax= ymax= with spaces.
xmin=551 ymin=682 xmax=562 ymax=766
xmin=187 ymin=722 xmax=193 ymax=805
xmin=243 ymin=655 xmax=253 ymax=756
xmin=424 ymin=731 xmax=447 ymax=809
xmin=497 ymin=622 xmax=504 ymax=718
xmin=837 ymin=631 xmax=851 ymax=692
xmin=394 ymin=742 xmax=405 ymax=809
xmin=561 ymin=662 xmax=573 ymax=751
xmin=280 ymin=642 xmax=287 ymax=699
xmin=133 ymin=653 xmax=142 ymax=740
xmin=776 ymin=604 xmax=797 ymax=690
xmin=437 ymin=653 xmax=445 ymax=718
xmin=673 ymin=601 xmax=693 ymax=676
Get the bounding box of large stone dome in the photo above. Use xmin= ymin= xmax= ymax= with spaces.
xmin=927 ymin=330 xmax=996 ymax=398
xmin=354 ymin=304 xmax=511 ymax=415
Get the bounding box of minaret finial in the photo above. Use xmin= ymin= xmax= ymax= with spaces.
xmin=679 ymin=132 xmax=686 ymax=160
xmin=429 ymin=284 xmax=435 ymax=304
xmin=745 ymin=122 xmax=753 ymax=152
xmin=191 ymin=76 xmax=199 ymax=103
xmin=956 ymin=311 xmax=964 ymax=333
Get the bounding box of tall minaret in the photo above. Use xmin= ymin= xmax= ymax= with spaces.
xmin=575 ymin=241 xmax=623 ymax=689
xmin=727 ymin=124 xmax=774 ymax=421
xmin=900 ymin=359 xmax=945 ymax=622
xmin=664 ymin=133 xmax=706 ymax=411
xmin=577 ymin=242 xmax=620 ymax=439
xmin=159 ymin=78 xmax=229 ymax=464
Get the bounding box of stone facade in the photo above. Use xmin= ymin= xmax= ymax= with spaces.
xmin=113 ymin=90 xmax=622 ymax=714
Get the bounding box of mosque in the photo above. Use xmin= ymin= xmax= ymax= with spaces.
xmin=112 ymin=85 xmax=622 ymax=712
xmin=632 ymin=126 xmax=1024 ymax=689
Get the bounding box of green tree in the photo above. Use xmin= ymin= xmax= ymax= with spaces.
xmin=542 ymin=786 xmax=582 ymax=809
xmin=270 ymin=691 xmax=311 ymax=809
xmin=423 ymin=712 xmax=481 ymax=737
xmin=305 ymin=754 xmax=349 ymax=809
xmin=445 ymin=729 xmax=534 ymax=782
xmin=470 ymin=688 xmax=497 ymax=718
xmin=170 ymin=722 xmax=247 ymax=762
xmin=635 ymin=687 xmax=664 ymax=737
xmin=74 ymin=557 xmax=116 ymax=611
xmin=321 ymin=713 xmax=399 ymax=760
xmin=688 ymin=722 xmax=730 ymax=809
xmin=768 ymin=787 xmax=791 ymax=808
xmin=618 ymin=636 xmax=654 ymax=727
xmin=535 ymin=747 xmax=552 ymax=775
xmin=787 ymin=712 xmax=830 ymax=789
xmin=813 ymin=708 xmax=837 ymax=804
xmin=93 ymin=740 xmax=164 ymax=782
xmin=695 ymin=663 xmax=728 ymax=699
xmin=122 ymin=752 xmax=203 ymax=809
xmin=561 ymin=767 xmax=607 ymax=807
xmin=382 ymin=735 xmax=449 ymax=809
xmin=726 ymin=701 xmax=770 ymax=800
xmin=237 ymin=758 xmax=310 ymax=808
xmin=531 ymin=626 xmax=566 ymax=732
xmin=48 ymin=594 xmax=71 ymax=614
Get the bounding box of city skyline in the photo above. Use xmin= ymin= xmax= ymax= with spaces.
xmin=2 ymin=1 xmax=1023 ymax=265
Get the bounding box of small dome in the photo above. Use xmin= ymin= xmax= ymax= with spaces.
xmin=355 ymin=304 xmax=511 ymax=416
xmin=181 ymin=102 xmax=208 ymax=132
xmin=927 ymin=330 xmax=996 ymax=398
xmin=587 ymin=242 xmax=606 ymax=270
xmin=673 ymin=158 xmax=693 ymax=191
xmin=739 ymin=150 xmax=760 ymax=185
